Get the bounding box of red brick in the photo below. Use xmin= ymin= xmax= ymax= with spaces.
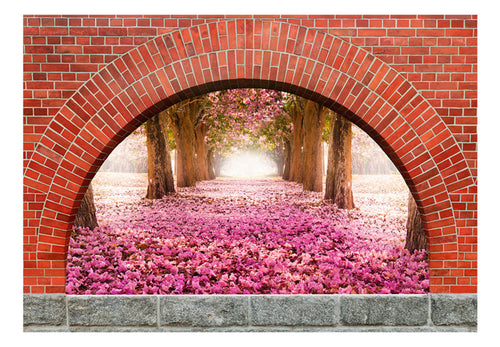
xmin=69 ymin=27 xmax=97 ymax=36
xmin=358 ymin=28 xmax=386 ymax=36
xmin=417 ymin=28 xmax=445 ymax=36
xmin=23 ymin=15 xmax=478 ymax=294
xmin=40 ymin=27 xmax=68 ymax=35
xmin=387 ymin=29 xmax=415 ymax=36
xmin=99 ymin=28 xmax=127 ymax=36
xmin=446 ymin=28 xmax=474 ymax=37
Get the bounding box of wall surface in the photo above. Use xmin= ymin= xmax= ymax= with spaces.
xmin=23 ymin=15 xmax=477 ymax=294
xmin=23 ymin=294 xmax=477 ymax=332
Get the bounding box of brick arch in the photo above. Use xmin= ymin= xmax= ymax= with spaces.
xmin=26 ymin=19 xmax=474 ymax=293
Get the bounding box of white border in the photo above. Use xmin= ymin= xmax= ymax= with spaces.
xmin=6 ymin=1 xmax=495 ymax=345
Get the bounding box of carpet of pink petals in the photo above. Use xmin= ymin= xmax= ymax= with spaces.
xmin=66 ymin=173 xmax=429 ymax=295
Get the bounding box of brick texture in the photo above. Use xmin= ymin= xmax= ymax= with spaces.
xmin=23 ymin=15 xmax=477 ymax=294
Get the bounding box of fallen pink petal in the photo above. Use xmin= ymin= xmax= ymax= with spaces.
xmin=66 ymin=173 xmax=429 ymax=295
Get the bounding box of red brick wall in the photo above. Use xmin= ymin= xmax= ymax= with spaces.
xmin=23 ymin=15 xmax=477 ymax=293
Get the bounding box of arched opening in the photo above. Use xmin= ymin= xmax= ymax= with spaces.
xmin=25 ymin=19 xmax=474 ymax=293
xmin=67 ymin=88 xmax=429 ymax=294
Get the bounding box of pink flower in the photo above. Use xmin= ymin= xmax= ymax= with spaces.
xmin=66 ymin=176 xmax=428 ymax=295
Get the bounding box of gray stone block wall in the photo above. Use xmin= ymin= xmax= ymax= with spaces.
xmin=250 ymin=295 xmax=340 ymax=326
xmin=23 ymin=294 xmax=66 ymax=326
xmin=23 ymin=294 xmax=477 ymax=332
xmin=160 ymin=295 xmax=249 ymax=327
xmin=67 ymin=296 xmax=158 ymax=327
xmin=340 ymin=295 xmax=429 ymax=326
xmin=431 ymin=294 xmax=477 ymax=326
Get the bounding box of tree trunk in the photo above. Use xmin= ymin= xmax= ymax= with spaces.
xmin=176 ymin=122 xmax=197 ymax=187
xmin=287 ymin=101 xmax=304 ymax=182
xmin=297 ymin=145 xmax=305 ymax=184
xmin=270 ymin=143 xmax=286 ymax=177
xmin=282 ymin=138 xmax=291 ymax=180
xmin=324 ymin=113 xmax=355 ymax=209
xmin=207 ymin=148 xmax=216 ymax=179
xmin=145 ymin=113 xmax=175 ymax=199
xmin=405 ymin=193 xmax=427 ymax=252
xmin=168 ymin=100 xmax=200 ymax=187
xmin=301 ymin=99 xmax=327 ymax=192
xmin=73 ymin=183 xmax=98 ymax=230
xmin=213 ymin=151 xmax=223 ymax=177
xmin=175 ymin=149 xmax=182 ymax=185
xmin=276 ymin=152 xmax=285 ymax=176
xmin=194 ymin=121 xmax=210 ymax=181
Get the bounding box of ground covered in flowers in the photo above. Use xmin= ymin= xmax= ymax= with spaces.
xmin=66 ymin=173 xmax=429 ymax=295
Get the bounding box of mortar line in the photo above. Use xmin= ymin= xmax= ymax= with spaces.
xmin=336 ymin=295 xmax=342 ymax=327
xmin=428 ymin=294 xmax=433 ymax=327
xmin=247 ymin=295 xmax=252 ymax=327
xmin=65 ymin=294 xmax=69 ymax=328
xmin=157 ymin=295 xmax=160 ymax=329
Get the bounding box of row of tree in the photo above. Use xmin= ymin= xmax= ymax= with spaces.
xmin=75 ymin=89 xmax=425 ymax=252
xmin=98 ymin=110 xmax=397 ymax=176
xmin=144 ymin=91 xmax=355 ymax=210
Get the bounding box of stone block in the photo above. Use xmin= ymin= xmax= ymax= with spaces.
xmin=23 ymin=294 xmax=67 ymax=326
xmin=431 ymin=294 xmax=477 ymax=326
xmin=67 ymin=295 xmax=157 ymax=326
xmin=340 ymin=294 xmax=429 ymax=326
xmin=250 ymin=295 xmax=340 ymax=326
xmin=160 ymin=295 xmax=249 ymax=327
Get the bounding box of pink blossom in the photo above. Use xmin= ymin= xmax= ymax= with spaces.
xmin=66 ymin=174 xmax=429 ymax=295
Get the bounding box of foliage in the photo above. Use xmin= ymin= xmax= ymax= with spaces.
xmin=102 ymin=89 xmax=396 ymax=175
xmin=201 ymin=89 xmax=291 ymax=158
xmin=322 ymin=111 xmax=332 ymax=142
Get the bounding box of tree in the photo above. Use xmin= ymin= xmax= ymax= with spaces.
xmin=194 ymin=120 xmax=211 ymax=181
xmin=405 ymin=193 xmax=427 ymax=252
xmin=282 ymin=138 xmax=291 ymax=180
xmin=212 ymin=150 xmax=224 ymax=177
xmin=167 ymin=98 xmax=201 ymax=187
xmin=300 ymin=98 xmax=328 ymax=192
xmin=206 ymin=148 xmax=216 ymax=179
xmin=73 ymin=183 xmax=98 ymax=230
xmin=145 ymin=112 xmax=175 ymax=199
xmin=255 ymin=110 xmax=291 ymax=177
xmin=324 ymin=112 xmax=355 ymax=209
xmin=201 ymin=89 xmax=290 ymax=176
xmin=274 ymin=145 xmax=286 ymax=176
xmin=283 ymin=96 xmax=304 ymax=182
